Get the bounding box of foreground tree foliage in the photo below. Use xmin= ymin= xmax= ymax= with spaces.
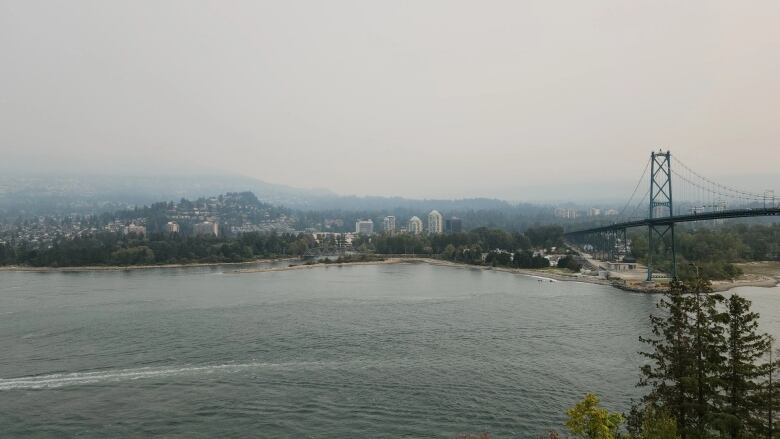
xmin=637 ymin=276 xmax=779 ymax=438
xmin=565 ymin=393 xmax=624 ymax=439
xmin=631 ymin=406 xmax=679 ymax=439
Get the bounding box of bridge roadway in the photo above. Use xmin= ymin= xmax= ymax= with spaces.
xmin=565 ymin=207 xmax=780 ymax=236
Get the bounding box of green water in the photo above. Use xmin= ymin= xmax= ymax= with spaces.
xmin=1 ymin=262 xmax=778 ymax=437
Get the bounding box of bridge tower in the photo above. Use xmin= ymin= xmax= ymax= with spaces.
xmin=646 ymin=150 xmax=677 ymax=281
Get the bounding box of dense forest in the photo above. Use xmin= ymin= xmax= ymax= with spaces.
xmin=631 ymin=223 xmax=780 ymax=280
xmin=2 ymin=223 xmax=780 ymax=271
xmin=0 ymin=224 xmax=568 ymax=268
xmin=0 ymin=232 xmax=316 ymax=267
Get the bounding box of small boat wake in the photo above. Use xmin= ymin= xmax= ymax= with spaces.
xmin=0 ymin=361 xmax=317 ymax=390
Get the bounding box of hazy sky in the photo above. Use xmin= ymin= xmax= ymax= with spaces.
xmin=1 ymin=1 xmax=779 ymax=200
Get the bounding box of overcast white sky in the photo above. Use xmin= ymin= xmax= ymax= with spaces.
xmin=1 ymin=1 xmax=778 ymax=199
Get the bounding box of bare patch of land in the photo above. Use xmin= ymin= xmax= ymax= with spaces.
xmin=710 ymin=262 xmax=780 ymax=292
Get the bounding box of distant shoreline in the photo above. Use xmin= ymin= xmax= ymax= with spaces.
xmin=0 ymin=258 xmax=296 ymax=272
xmin=233 ymin=257 xmax=616 ymax=287
xmin=232 ymin=257 xmax=780 ymax=293
xmin=2 ymin=257 xmax=777 ymax=294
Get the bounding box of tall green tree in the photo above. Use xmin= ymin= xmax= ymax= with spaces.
xmin=639 ymin=278 xmax=726 ymax=439
xmin=687 ymin=278 xmax=727 ymax=437
xmin=713 ymin=294 xmax=774 ymax=438
xmin=759 ymin=338 xmax=780 ymax=439
xmin=639 ymin=281 xmax=696 ymax=436
xmin=634 ymin=406 xmax=680 ymax=439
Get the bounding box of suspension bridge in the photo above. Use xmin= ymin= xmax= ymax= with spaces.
xmin=565 ymin=150 xmax=779 ymax=281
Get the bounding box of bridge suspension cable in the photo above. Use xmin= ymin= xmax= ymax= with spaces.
xmin=672 ymin=154 xmax=767 ymax=198
xmin=669 ymin=153 xmax=773 ymax=214
xmin=616 ymin=157 xmax=651 ymax=220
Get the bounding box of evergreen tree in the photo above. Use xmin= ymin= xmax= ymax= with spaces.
xmin=639 ymin=281 xmax=696 ymax=436
xmin=714 ymin=294 xmax=771 ymax=438
xmin=756 ymin=338 xmax=780 ymax=439
xmin=639 ymin=278 xmax=725 ymax=439
xmin=687 ymin=277 xmax=726 ymax=436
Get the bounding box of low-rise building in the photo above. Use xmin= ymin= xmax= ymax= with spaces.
xmin=193 ymin=221 xmax=219 ymax=237
xmin=124 ymin=224 xmax=146 ymax=237
xmin=607 ymin=261 xmax=638 ymax=271
xmin=165 ymin=221 xmax=180 ymax=234
xmin=355 ymin=219 xmax=374 ymax=235
xmin=554 ymin=208 xmax=578 ymax=219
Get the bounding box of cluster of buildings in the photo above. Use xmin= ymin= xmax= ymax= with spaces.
xmin=354 ymin=210 xmax=463 ymax=236
xmin=105 ymin=219 xmax=219 ymax=237
xmin=554 ymin=207 xmax=619 ymax=219
xmin=0 ymin=216 xmax=101 ymax=246
xmin=166 ymin=193 xmax=296 ymax=236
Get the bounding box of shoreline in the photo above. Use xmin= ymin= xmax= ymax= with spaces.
xmin=232 ymin=257 xmax=780 ymax=293
xmin=0 ymin=258 xmax=297 ymax=273
xmin=2 ymin=257 xmax=778 ymax=293
xmin=233 ymin=257 xmax=620 ymax=288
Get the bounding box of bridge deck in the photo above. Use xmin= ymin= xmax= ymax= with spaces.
xmin=565 ymin=207 xmax=780 ymax=236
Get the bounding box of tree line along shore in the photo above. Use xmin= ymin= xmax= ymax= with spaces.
xmin=1 ymin=224 xmax=779 ymax=285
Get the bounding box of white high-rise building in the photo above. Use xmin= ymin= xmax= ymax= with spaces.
xmin=427 ymin=210 xmax=443 ymax=234
xmin=382 ymin=216 xmax=396 ymax=233
xmin=355 ymin=219 xmax=374 ymax=235
xmin=408 ymin=216 xmax=423 ymax=235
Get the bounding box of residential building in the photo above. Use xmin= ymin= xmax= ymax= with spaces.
xmin=588 ymin=208 xmax=601 ymax=217
xmin=355 ymin=219 xmax=374 ymax=235
xmin=165 ymin=221 xmax=180 ymax=234
xmin=311 ymin=232 xmax=353 ymax=249
xmin=193 ymin=221 xmax=219 ymax=237
xmin=124 ymin=224 xmax=146 ymax=237
xmin=408 ymin=216 xmax=423 ymax=235
xmin=554 ymin=208 xmax=578 ymax=219
xmin=604 ymin=209 xmax=619 ymax=216
xmin=444 ymin=217 xmax=462 ymax=234
xmin=427 ymin=210 xmax=443 ymax=234
xmin=382 ymin=216 xmax=396 ymax=234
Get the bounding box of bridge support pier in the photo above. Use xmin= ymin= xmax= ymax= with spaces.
xmin=647 ymin=223 xmax=676 ymax=281
xmin=646 ymin=150 xmax=677 ymax=281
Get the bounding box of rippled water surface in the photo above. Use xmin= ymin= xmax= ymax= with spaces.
xmin=2 ymin=263 xmax=779 ymax=438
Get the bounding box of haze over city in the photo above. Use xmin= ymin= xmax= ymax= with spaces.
xmin=2 ymin=0 xmax=779 ymax=200
xmin=4 ymin=1 xmax=780 ymax=437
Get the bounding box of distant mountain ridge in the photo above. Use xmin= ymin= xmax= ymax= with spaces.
xmin=0 ymin=174 xmax=519 ymax=215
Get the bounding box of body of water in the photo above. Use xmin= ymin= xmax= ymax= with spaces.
xmin=1 ymin=262 xmax=779 ymax=437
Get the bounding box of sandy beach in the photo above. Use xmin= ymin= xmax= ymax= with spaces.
xmin=232 ymin=257 xmax=780 ymax=293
